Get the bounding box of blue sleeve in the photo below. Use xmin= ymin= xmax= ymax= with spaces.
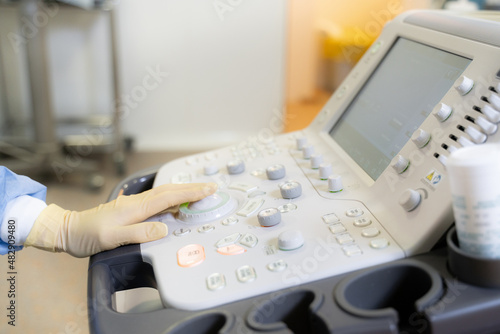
xmin=0 ymin=166 xmax=47 ymax=254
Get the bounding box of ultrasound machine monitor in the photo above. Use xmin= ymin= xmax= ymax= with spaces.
xmin=140 ymin=10 xmax=500 ymax=310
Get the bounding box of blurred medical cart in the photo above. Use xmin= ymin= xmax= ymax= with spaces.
xmin=0 ymin=0 xmax=125 ymax=189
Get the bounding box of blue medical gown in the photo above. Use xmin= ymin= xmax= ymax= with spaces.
xmin=0 ymin=166 xmax=47 ymax=254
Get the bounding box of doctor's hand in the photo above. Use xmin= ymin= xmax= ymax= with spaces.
xmin=24 ymin=182 xmax=218 ymax=258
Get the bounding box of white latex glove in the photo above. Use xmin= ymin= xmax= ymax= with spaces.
xmin=24 ymin=182 xmax=217 ymax=258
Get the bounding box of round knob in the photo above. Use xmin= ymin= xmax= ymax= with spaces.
xmin=319 ymin=163 xmax=332 ymax=180
xmin=464 ymin=126 xmax=487 ymax=144
xmin=204 ymin=164 xmax=219 ymax=176
xmin=227 ymin=159 xmax=245 ymax=175
xmin=399 ymin=189 xmax=421 ymax=212
xmin=279 ymin=180 xmax=302 ymax=199
xmin=433 ymin=103 xmax=453 ymax=122
xmin=178 ymin=191 xmax=236 ymax=223
xmin=455 ymin=76 xmax=474 ymax=96
xmin=411 ymin=129 xmax=431 ymax=148
xmin=296 ymin=137 xmax=307 ymax=150
xmin=302 ymin=145 xmax=314 ymax=159
xmin=310 ymin=154 xmax=323 ymax=169
xmin=257 ymin=208 xmax=281 ymax=227
xmin=266 ymin=164 xmax=286 ymax=180
xmin=391 ymin=155 xmax=410 ymax=174
xmin=475 ymin=116 xmax=497 ymax=135
xmin=278 ymin=230 xmax=304 ymax=251
xmin=328 ymin=175 xmax=343 ymax=193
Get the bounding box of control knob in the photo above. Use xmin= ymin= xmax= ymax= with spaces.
xmin=178 ymin=191 xmax=236 ymax=223
xmin=310 ymin=154 xmax=323 ymax=169
xmin=257 ymin=208 xmax=281 ymax=227
xmin=433 ymin=103 xmax=453 ymax=122
xmin=278 ymin=230 xmax=304 ymax=251
xmin=455 ymin=76 xmax=474 ymax=96
xmin=391 ymin=155 xmax=410 ymax=174
xmin=266 ymin=164 xmax=286 ymax=180
xmin=399 ymin=189 xmax=421 ymax=212
xmin=227 ymin=159 xmax=245 ymax=175
xmin=328 ymin=175 xmax=343 ymax=193
xmin=279 ymin=180 xmax=302 ymax=199
xmin=319 ymin=163 xmax=332 ymax=180
xmin=302 ymin=145 xmax=314 ymax=159
xmin=411 ymin=129 xmax=431 ymax=148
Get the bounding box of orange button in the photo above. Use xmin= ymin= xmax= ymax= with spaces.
xmin=177 ymin=244 xmax=206 ymax=268
xmin=217 ymin=244 xmax=247 ymax=256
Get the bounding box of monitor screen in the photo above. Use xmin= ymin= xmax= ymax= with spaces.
xmin=328 ymin=38 xmax=471 ymax=180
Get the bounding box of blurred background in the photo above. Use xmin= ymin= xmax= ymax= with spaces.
xmin=0 ymin=0 xmax=495 ymax=332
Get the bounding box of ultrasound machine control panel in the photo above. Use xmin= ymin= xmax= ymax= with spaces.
xmin=141 ymin=10 xmax=500 ymax=310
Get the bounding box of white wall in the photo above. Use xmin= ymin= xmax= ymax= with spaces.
xmin=0 ymin=0 xmax=287 ymax=151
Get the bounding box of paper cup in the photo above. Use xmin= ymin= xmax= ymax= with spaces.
xmin=447 ymin=144 xmax=500 ymax=259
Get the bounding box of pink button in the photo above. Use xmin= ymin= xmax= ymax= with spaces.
xmin=217 ymin=244 xmax=247 ymax=256
xmin=177 ymin=244 xmax=206 ymax=268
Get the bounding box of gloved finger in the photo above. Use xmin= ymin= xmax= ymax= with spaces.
xmin=103 ymin=222 xmax=168 ymax=250
xmin=111 ymin=182 xmax=218 ymax=224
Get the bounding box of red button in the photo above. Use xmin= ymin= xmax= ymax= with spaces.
xmin=217 ymin=244 xmax=246 ymax=256
xmin=177 ymin=244 xmax=205 ymax=267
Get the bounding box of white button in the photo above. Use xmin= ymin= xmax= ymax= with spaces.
xmin=302 ymin=145 xmax=314 ymax=159
xmin=329 ymin=223 xmax=346 ymax=234
xmin=336 ymin=233 xmax=354 ymax=245
xmin=221 ymin=216 xmax=239 ymax=226
xmin=455 ymin=75 xmax=474 ymax=96
xmin=342 ymin=245 xmax=363 ymax=257
xmin=278 ymin=203 xmax=297 ymax=213
xmin=236 ymin=265 xmax=256 ymax=283
xmin=328 ymin=175 xmax=343 ymax=193
xmin=267 ymin=259 xmax=287 ymax=272
xmin=278 ymin=230 xmax=305 ymax=250
xmin=171 ymin=172 xmax=191 ymax=184
xmin=457 ymin=136 xmax=475 ymax=147
xmin=482 ymin=104 xmax=500 ymax=123
xmin=370 ymin=238 xmax=390 ymax=249
xmin=215 ymin=233 xmax=242 ymax=248
xmin=433 ymin=103 xmax=453 ymax=122
xmin=310 ymin=154 xmax=323 ymax=169
xmin=206 ymin=273 xmax=226 ymax=291
xmin=198 ymin=224 xmax=215 ymax=233
xmin=346 ymin=208 xmax=364 ymax=217
xmin=204 ymin=152 xmax=217 ymax=161
xmin=229 ymin=182 xmax=258 ymax=193
xmin=411 ymin=129 xmax=431 ymax=148
xmin=488 ymin=92 xmax=500 ymax=110
xmin=173 ymin=228 xmax=191 ymax=237
xmin=186 ymin=157 xmax=199 ymax=165
xmin=391 ymin=155 xmax=410 ymax=174
xmin=464 ymin=126 xmax=487 ymax=144
xmin=204 ymin=164 xmax=219 ymax=176
xmin=237 ymin=197 xmax=265 ymax=217
xmin=239 ymin=233 xmax=258 ymax=248
xmin=399 ymin=189 xmax=421 ymax=212
xmin=475 ymin=116 xmax=497 ymax=135
xmin=361 ymin=227 xmax=380 ymax=238
xmin=353 ymin=217 xmax=371 ymax=227
xmin=322 ymin=213 xmax=340 ymax=224
xmin=296 ymin=137 xmax=307 ymax=150
xmin=319 ymin=163 xmax=332 ymax=180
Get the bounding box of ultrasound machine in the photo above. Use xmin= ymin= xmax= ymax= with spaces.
xmin=89 ymin=10 xmax=500 ymax=334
